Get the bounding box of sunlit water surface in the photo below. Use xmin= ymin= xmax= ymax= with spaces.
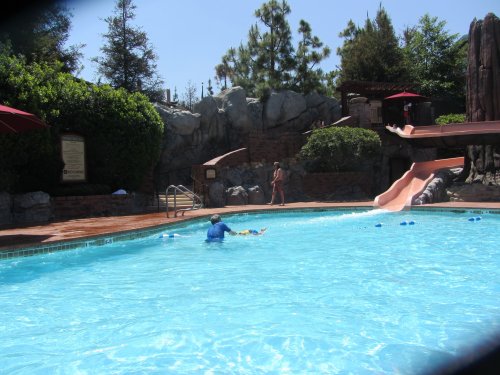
xmin=1 ymin=209 xmax=499 ymax=374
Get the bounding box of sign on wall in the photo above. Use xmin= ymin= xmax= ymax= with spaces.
xmin=61 ymin=133 xmax=86 ymax=182
xmin=205 ymin=168 xmax=217 ymax=179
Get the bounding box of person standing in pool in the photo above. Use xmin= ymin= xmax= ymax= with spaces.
xmin=206 ymin=214 xmax=236 ymax=241
xmin=269 ymin=162 xmax=285 ymax=206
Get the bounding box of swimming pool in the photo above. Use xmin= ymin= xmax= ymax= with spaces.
xmin=0 ymin=208 xmax=499 ymax=373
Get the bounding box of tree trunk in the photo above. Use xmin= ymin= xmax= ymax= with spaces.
xmin=463 ymin=13 xmax=500 ymax=185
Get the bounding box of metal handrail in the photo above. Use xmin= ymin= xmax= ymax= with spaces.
xmin=166 ymin=185 xmax=203 ymax=218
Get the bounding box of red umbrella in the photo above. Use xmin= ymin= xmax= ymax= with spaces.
xmin=384 ymin=91 xmax=427 ymax=101
xmin=0 ymin=104 xmax=49 ymax=134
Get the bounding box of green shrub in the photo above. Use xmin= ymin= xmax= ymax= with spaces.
xmin=0 ymin=130 xmax=61 ymax=192
xmin=299 ymin=126 xmax=381 ymax=172
xmin=0 ymin=53 xmax=164 ymax=193
xmin=435 ymin=113 xmax=466 ymax=125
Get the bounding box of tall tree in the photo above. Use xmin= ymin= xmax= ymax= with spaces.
xmin=93 ymin=0 xmax=164 ymax=101
xmin=293 ymin=20 xmax=331 ymax=94
xmin=253 ymin=0 xmax=295 ymax=92
xmin=215 ymin=54 xmax=231 ymax=91
xmin=337 ymin=6 xmax=404 ymax=84
xmin=0 ymin=0 xmax=83 ymax=73
xmin=206 ymin=78 xmax=214 ymax=96
xmin=402 ymin=14 xmax=467 ymax=106
xmin=216 ymin=0 xmax=330 ymax=97
xmin=181 ymin=80 xmax=198 ymax=111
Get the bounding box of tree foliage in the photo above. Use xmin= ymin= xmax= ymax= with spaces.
xmin=181 ymin=80 xmax=198 ymax=111
xmin=402 ymin=14 xmax=467 ymax=105
xmin=206 ymin=78 xmax=214 ymax=96
xmin=93 ymin=0 xmax=164 ymax=102
xmin=0 ymin=0 xmax=83 ymax=73
xmin=215 ymin=0 xmax=330 ymax=97
xmin=335 ymin=8 xmax=467 ymax=108
xmin=336 ymin=5 xmax=404 ymax=84
xmin=0 ymin=53 xmax=164 ymax=193
xmin=435 ymin=113 xmax=466 ymax=125
xmin=299 ymin=127 xmax=381 ymax=172
xmin=294 ymin=20 xmax=331 ymax=94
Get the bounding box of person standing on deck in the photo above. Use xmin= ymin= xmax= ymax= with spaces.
xmin=268 ymin=162 xmax=285 ymax=206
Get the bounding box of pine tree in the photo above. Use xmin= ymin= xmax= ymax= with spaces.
xmin=93 ymin=0 xmax=164 ymax=101
xmin=216 ymin=0 xmax=295 ymax=97
xmin=207 ymin=78 xmax=214 ymax=96
xmin=337 ymin=6 xmax=404 ymax=84
xmin=216 ymin=0 xmax=330 ymax=97
xmin=182 ymin=80 xmax=198 ymax=111
xmin=253 ymin=0 xmax=295 ymax=92
xmin=293 ymin=20 xmax=331 ymax=94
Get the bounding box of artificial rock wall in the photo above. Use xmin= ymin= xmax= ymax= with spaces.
xmin=154 ymin=87 xmax=341 ymax=189
xmin=464 ymin=13 xmax=500 ymax=185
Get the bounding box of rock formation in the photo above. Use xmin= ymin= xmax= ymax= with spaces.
xmin=154 ymin=87 xmax=340 ymax=188
xmin=463 ymin=13 xmax=500 ymax=185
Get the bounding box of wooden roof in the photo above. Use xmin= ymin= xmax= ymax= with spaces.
xmin=336 ymin=80 xmax=419 ymax=116
xmin=336 ymin=80 xmax=417 ymax=97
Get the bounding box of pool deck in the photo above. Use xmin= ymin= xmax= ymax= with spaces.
xmin=1 ymin=200 xmax=500 ymax=252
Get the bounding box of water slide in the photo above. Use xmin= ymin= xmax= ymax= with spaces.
xmin=375 ymin=121 xmax=500 ymax=211
xmin=385 ymin=121 xmax=500 ymax=147
xmin=373 ymin=157 xmax=464 ymax=211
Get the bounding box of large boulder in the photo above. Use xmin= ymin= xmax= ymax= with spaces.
xmin=226 ymin=186 xmax=248 ymax=205
xmin=193 ymin=96 xmax=229 ymax=145
xmin=264 ymin=90 xmax=307 ymax=129
xmin=215 ymin=87 xmax=252 ymax=131
xmin=247 ymin=185 xmax=266 ymax=204
xmin=413 ymin=168 xmax=462 ymax=205
xmin=305 ymin=91 xmax=341 ymax=125
xmin=156 ymin=107 xmax=201 ymax=136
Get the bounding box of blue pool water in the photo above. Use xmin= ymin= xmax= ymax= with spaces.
xmin=1 ymin=209 xmax=499 ymax=374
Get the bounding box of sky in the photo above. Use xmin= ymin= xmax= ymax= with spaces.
xmin=61 ymin=0 xmax=499 ymax=99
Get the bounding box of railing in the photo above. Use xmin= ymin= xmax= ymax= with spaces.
xmin=166 ymin=185 xmax=203 ymax=218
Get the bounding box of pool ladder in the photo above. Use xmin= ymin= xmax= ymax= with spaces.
xmin=166 ymin=185 xmax=203 ymax=218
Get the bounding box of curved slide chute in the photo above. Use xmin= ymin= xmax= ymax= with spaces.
xmin=385 ymin=121 xmax=500 ymax=148
xmin=374 ymin=157 xmax=464 ymax=211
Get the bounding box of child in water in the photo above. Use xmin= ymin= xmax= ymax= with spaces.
xmin=237 ymin=228 xmax=267 ymax=236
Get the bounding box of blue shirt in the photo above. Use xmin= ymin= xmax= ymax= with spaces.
xmin=207 ymin=222 xmax=232 ymax=241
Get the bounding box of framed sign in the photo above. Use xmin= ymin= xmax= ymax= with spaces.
xmin=61 ymin=133 xmax=86 ymax=182
xmin=205 ymin=168 xmax=216 ymax=179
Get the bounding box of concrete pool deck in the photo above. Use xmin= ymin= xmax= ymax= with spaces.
xmin=1 ymin=200 xmax=500 ymax=252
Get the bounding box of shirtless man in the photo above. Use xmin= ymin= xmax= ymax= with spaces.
xmin=269 ymin=161 xmax=285 ymax=206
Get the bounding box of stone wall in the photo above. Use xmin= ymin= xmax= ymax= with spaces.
xmin=0 ymin=192 xmax=150 ymax=227
xmin=52 ymin=195 xmax=142 ymax=220
xmin=247 ymin=131 xmax=307 ymax=163
xmin=192 ymin=150 xmax=375 ymax=208
xmin=302 ymin=172 xmax=374 ymax=201
xmin=154 ymin=87 xmax=341 ymax=189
